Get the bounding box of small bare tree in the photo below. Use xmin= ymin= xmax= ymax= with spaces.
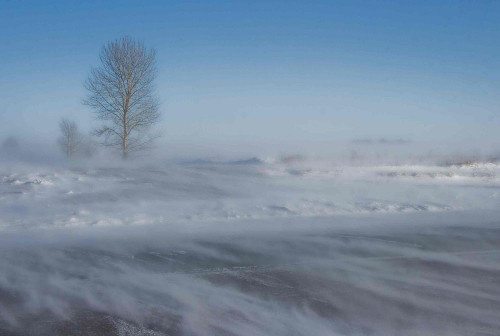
xmin=84 ymin=36 xmax=160 ymax=159
xmin=58 ymin=118 xmax=82 ymax=158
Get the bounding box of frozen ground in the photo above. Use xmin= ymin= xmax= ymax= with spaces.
xmin=1 ymin=158 xmax=500 ymax=335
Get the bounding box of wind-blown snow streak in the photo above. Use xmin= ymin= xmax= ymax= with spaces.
xmin=0 ymin=159 xmax=500 ymax=335
xmin=1 ymin=160 xmax=499 ymax=230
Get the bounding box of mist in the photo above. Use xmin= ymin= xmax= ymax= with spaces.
xmin=2 ymin=105 xmax=500 ymax=335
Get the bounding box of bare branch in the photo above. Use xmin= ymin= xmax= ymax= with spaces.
xmin=58 ymin=118 xmax=82 ymax=158
xmin=84 ymin=36 xmax=161 ymax=159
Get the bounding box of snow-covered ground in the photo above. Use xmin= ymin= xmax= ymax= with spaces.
xmin=1 ymin=158 xmax=500 ymax=335
xmin=2 ymin=159 xmax=500 ymax=230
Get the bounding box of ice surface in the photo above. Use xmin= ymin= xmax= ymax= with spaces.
xmin=1 ymin=158 xmax=500 ymax=335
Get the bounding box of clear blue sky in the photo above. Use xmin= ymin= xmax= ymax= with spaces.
xmin=1 ymin=0 xmax=499 ymax=156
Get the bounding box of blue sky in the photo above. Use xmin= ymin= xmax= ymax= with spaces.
xmin=1 ymin=0 xmax=499 ymax=156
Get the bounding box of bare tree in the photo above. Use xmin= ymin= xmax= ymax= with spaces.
xmin=58 ymin=118 xmax=82 ymax=158
xmin=84 ymin=36 xmax=160 ymax=159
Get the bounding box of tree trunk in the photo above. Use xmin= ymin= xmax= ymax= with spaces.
xmin=122 ymin=107 xmax=128 ymax=159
